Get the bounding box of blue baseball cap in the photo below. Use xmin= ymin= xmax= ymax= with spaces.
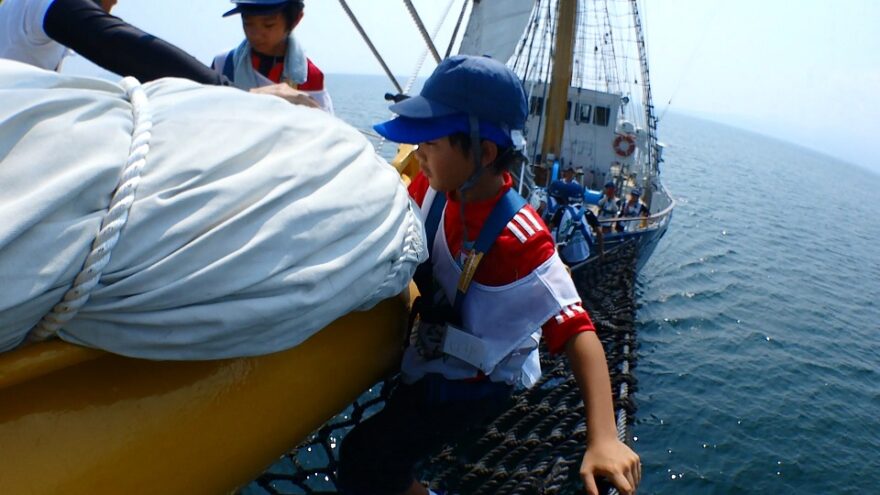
xmin=548 ymin=180 xmax=568 ymax=200
xmin=566 ymin=182 xmax=585 ymax=202
xmin=604 ymin=180 xmax=616 ymax=189
xmin=223 ymin=0 xmax=295 ymax=17
xmin=374 ymin=55 xmax=528 ymax=146
xmin=630 ymin=187 xmax=643 ymax=197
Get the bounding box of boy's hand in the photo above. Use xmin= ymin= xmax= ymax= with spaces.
xmin=580 ymin=437 xmax=641 ymax=495
xmin=250 ymin=84 xmax=320 ymax=109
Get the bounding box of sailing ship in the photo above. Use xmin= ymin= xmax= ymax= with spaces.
xmin=456 ymin=0 xmax=674 ymax=274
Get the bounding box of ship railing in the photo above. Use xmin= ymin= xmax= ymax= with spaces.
xmin=596 ymin=190 xmax=675 ymax=232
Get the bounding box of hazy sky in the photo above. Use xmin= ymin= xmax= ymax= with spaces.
xmin=65 ymin=0 xmax=879 ymax=173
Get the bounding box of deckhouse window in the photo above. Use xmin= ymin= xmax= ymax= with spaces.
xmin=594 ymin=106 xmax=611 ymax=127
xmin=577 ymin=103 xmax=592 ymax=123
xmin=566 ymin=101 xmax=572 ymax=120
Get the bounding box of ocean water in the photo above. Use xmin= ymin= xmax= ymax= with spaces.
xmin=330 ymin=74 xmax=880 ymax=494
xmin=631 ymin=115 xmax=880 ymax=494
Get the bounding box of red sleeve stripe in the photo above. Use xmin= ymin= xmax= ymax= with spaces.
xmin=554 ymin=303 xmax=587 ymax=324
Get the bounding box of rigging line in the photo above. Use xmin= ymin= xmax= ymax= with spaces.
xmin=529 ymin=0 xmax=558 ymax=164
xmin=657 ymin=0 xmax=722 ymax=122
xmin=402 ymin=0 xmax=442 ymax=64
xmin=512 ymin=0 xmax=540 ymax=75
xmin=377 ymin=0 xmax=455 ymax=154
xmin=444 ymin=0 xmax=470 ymax=59
xmin=336 ymin=0 xmax=403 ymax=94
xmin=403 ymin=0 xmax=456 ymax=94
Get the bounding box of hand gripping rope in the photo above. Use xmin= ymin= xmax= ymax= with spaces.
xmin=27 ymin=77 xmax=152 ymax=343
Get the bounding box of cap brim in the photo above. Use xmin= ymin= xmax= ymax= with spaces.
xmin=223 ymin=3 xmax=287 ymax=17
xmin=374 ymin=113 xmax=515 ymax=147
xmin=389 ymin=95 xmax=459 ymax=119
xmin=374 ymin=115 xmax=464 ymax=145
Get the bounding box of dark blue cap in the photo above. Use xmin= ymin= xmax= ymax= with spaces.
xmin=604 ymin=180 xmax=616 ymax=189
xmin=375 ymin=55 xmax=527 ymax=144
xmin=223 ymin=0 xmax=292 ymax=17
xmin=566 ymin=182 xmax=585 ymax=202
xmin=548 ymin=180 xmax=568 ymax=200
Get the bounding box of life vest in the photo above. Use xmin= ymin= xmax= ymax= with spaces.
xmin=555 ymin=205 xmax=591 ymax=265
xmin=403 ymin=187 xmax=580 ymax=387
xmin=543 ymin=195 xmax=560 ymax=223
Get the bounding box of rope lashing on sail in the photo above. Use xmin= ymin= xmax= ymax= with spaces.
xmin=246 ymin=242 xmax=641 ymax=495
xmin=27 ymin=77 xmax=152 ymax=343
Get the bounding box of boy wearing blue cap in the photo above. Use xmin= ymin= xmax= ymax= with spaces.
xmin=338 ymin=55 xmax=640 ymax=495
xmin=213 ymin=0 xmax=333 ymax=112
xmin=552 ymin=182 xmax=604 ymax=266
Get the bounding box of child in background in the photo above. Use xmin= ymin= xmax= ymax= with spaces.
xmin=213 ymin=0 xmax=333 ymax=112
xmin=338 ymin=55 xmax=640 ymax=495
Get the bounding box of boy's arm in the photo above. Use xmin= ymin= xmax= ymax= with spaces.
xmin=565 ymin=331 xmax=641 ymax=495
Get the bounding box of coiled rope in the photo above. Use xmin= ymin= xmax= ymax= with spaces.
xmin=28 ymin=77 xmax=152 ymax=342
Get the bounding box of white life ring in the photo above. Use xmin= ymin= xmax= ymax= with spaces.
xmin=613 ymin=134 xmax=636 ymax=158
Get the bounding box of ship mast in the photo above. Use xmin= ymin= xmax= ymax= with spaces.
xmin=540 ymin=0 xmax=579 ymax=165
xmin=630 ymin=0 xmax=659 ymax=203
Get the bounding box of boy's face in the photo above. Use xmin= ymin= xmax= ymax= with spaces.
xmin=415 ymin=137 xmax=473 ymax=193
xmin=242 ymin=12 xmax=290 ymax=55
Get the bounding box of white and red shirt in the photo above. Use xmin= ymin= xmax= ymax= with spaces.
xmin=408 ymin=172 xmax=595 ymax=357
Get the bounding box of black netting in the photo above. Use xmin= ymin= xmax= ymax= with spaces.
xmin=244 ymin=242 xmax=639 ymax=495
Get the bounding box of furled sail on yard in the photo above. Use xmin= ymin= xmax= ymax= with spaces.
xmin=0 ymin=60 xmax=426 ymax=359
xmin=457 ymin=0 xmax=535 ymax=63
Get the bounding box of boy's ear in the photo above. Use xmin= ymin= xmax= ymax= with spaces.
xmin=479 ymin=140 xmax=499 ymax=167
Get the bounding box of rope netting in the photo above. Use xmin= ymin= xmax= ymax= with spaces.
xmin=243 ymin=242 xmax=639 ymax=495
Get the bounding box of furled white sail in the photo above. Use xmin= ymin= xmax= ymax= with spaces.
xmin=457 ymin=0 xmax=535 ymax=64
xmin=0 ymin=60 xmax=426 ymax=359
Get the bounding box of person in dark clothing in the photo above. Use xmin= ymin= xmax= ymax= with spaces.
xmin=0 ymin=0 xmax=225 ymax=84
xmin=0 ymin=0 xmax=321 ymax=107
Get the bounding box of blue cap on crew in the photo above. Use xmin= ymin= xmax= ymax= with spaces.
xmin=548 ymin=180 xmax=568 ymax=200
xmin=630 ymin=187 xmax=643 ymax=197
xmin=604 ymin=180 xmax=616 ymax=189
xmin=223 ymin=0 xmax=293 ymax=17
xmin=374 ymin=55 xmax=528 ymax=147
